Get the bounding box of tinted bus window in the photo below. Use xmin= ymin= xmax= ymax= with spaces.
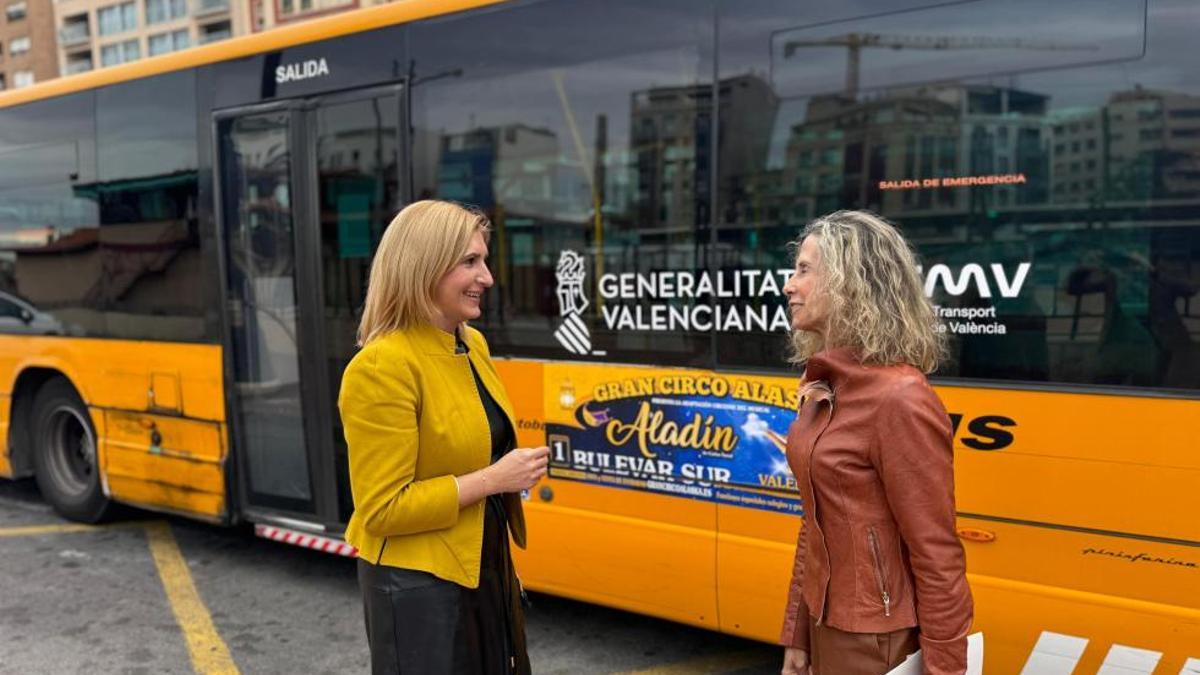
xmin=95 ymin=71 xmax=207 ymax=342
xmin=314 ymin=92 xmax=402 ymax=521
xmin=715 ymin=0 xmax=1200 ymax=392
xmin=410 ymin=0 xmax=717 ymax=367
xmin=0 ymin=92 xmax=98 ymax=338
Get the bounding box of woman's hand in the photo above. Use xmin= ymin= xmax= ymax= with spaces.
xmin=781 ymin=647 xmax=810 ymax=675
xmin=485 ymin=446 xmax=550 ymax=494
xmin=456 ymin=446 xmax=549 ymax=508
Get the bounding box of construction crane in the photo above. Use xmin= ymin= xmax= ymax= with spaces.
xmin=783 ymin=33 xmax=1097 ymax=99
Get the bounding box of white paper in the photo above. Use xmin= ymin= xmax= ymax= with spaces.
xmin=886 ymin=632 xmax=984 ymax=675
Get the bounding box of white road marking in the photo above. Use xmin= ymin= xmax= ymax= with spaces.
xmin=1020 ymin=631 xmax=1089 ymax=675
xmin=1096 ymin=644 xmax=1161 ymax=674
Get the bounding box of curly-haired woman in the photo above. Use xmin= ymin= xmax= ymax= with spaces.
xmin=779 ymin=211 xmax=973 ymax=675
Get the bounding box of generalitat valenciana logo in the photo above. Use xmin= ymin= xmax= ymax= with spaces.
xmin=554 ymin=250 xmax=591 ymax=355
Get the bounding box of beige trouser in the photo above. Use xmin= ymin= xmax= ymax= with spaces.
xmin=808 ymin=616 xmax=920 ymax=675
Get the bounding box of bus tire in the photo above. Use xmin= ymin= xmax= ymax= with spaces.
xmin=31 ymin=378 xmax=110 ymax=523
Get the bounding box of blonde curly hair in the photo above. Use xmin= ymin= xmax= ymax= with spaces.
xmin=789 ymin=210 xmax=946 ymax=373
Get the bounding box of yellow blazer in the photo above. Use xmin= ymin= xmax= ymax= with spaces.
xmin=338 ymin=322 xmax=526 ymax=589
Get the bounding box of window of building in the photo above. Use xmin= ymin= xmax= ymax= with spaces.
xmin=280 ymin=0 xmax=344 ymax=17
xmin=5 ymin=1 xmax=26 ymax=21
xmin=12 ymin=70 xmax=33 ymax=88
xmin=98 ymin=2 xmax=138 ymax=36
xmin=0 ymin=74 xmax=6 ymax=90
xmin=148 ymin=28 xmax=189 ymax=55
xmin=10 ymin=36 xmax=30 ymax=55
xmin=145 ymin=0 xmax=187 ymax=24
xmin=280 ymin=0 xmax=294 ymax=13
xmin=101 ymin=39 xmax=140 ymax=66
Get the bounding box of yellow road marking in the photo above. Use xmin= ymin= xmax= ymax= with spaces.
xmin=0 ymin=520 xmax=156 ymax=537
xmin=617 ymin=649 xmax=775 ymax=675
xmin=144 ymin=521 xmax=239 ymax=675
xmin=0 ymin=521 xmax=154 ymax=537
xmin=0 ymin=523 xmax=104 ymax=537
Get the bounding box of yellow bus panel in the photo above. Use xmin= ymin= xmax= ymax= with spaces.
xmin=498 ymin=356 xmax=1200 ymax=671
xmin=0 ymin=336 xmax=226 ymax=519
xmin=0 ymin=394 xmax=10 ymax=477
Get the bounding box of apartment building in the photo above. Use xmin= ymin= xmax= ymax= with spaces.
xmin=53 ymin=0 xmax=251 ymax=75
xmin=250 ymin=0 xmax=393 ymax=33
xmin=1 ymin=0 xmax=58 ymax=90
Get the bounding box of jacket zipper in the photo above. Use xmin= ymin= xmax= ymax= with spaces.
xmin=867 ymin=527 xmax=891 ymax=617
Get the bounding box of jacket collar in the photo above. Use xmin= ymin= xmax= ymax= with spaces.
xmin=404 ymin=321 xmax=464 ymax=355
xmin=802 ymin=346 xmax=865 ymax=393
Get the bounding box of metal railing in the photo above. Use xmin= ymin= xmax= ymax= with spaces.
xmin=199 ymin=28 xmax=231 ymax=44
xmin=59 ymin=22 xmax=91 ymax=47
xmin=65 ymin=59 xmax=94 ymax=75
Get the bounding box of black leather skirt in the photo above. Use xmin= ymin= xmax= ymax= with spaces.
xmin=357 ymin=498 xmax=530 ymax=675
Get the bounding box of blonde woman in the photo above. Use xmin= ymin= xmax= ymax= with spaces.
xmin=779 ymin=211 xmax=973 ymax=675
xmin=340 ymin=200 xmax=548 ymax=674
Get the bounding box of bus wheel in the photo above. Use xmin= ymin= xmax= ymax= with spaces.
xmin=31 ymin=379 xmax=110 ymax=523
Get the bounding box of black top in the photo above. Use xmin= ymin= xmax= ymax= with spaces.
xmin=458 ymin=334 xmax=514 ymax=524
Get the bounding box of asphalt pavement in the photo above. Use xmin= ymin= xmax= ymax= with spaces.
xmin=0 ymin=478 xmax=780 ymax=675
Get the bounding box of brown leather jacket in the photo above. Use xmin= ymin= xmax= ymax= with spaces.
xmin=780 ymin=348 xmax=973 ymax=675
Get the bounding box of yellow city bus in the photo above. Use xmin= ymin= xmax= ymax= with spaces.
xmin=1 ymin=0 xmax=1198 ymax=670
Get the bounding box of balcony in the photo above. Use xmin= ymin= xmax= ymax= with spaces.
xmin=199 ymin=29 xmax=231 ymax=44
xmin=66 ymin=59 xmax=94 ymax=75
xmin=199 ymin=19 xmax=232 ymax=43
xmin=194 ymin=0 xmax=229 ymax=17
xmin=59 ymin=22 xmax=91 ymax=48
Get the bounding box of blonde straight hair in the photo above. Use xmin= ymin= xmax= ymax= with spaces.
xmin=789 ymin=210 xmax=946 ymax=373
xmin=356 ymin=200 xmax=490 ymax=346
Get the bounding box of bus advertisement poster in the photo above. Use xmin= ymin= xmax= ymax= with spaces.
xmin=542 ymin=364 xmax=803 ymax=515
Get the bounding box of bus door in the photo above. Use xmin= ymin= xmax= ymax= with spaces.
xmin=214 ymin=85 xmax=405 ymax=532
